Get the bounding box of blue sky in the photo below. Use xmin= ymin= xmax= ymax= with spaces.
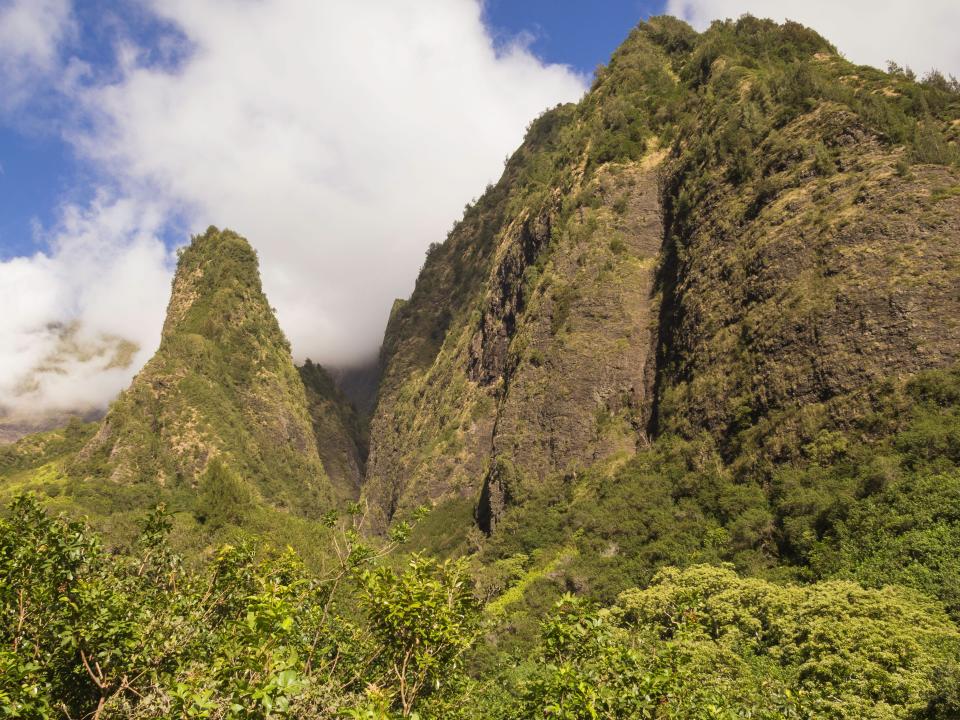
xmin=0 ymin=126 xmax=72 ymax=257
xmin=485 ymin=0 xmax=664 ymax=75
xmin=0 ymin=0 xmax=958 ymax=418
xmin=0 ymin=0 xmax=188 ymax=258
xmin=0 ymin=1 xmax=661 ymax=259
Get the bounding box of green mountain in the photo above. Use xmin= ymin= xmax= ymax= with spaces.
xmin=0 ymin=227 xmax=362 ymax=540
xmin=74 ymin=227 xmax=360 ymax=510
xmin=366 ymin=16 xmax=960 ymax=545
xmin=3 ymin=15 xmax=960 ymax=720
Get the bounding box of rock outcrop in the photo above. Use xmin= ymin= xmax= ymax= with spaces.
xmin=73 ymin=227 xmax=355 ymax=514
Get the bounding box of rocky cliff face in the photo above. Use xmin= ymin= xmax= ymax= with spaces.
xmin=474 ymin=159 xmax=666 ymax=532
xmin=654 ymin=107 xmax=960 ymax=453
xmin=72 ymin=227 xmax=356 ymax=514
xmin=365 ymin=21 xmax=683 ymax=527
xmin=365 ymin=16 xmax=960 ymax=531
xmin=300 ymin=360 xmax=366 ymax=494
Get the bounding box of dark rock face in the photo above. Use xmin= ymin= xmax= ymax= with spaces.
xmin=365 ymin=151 xmax=670 ymax=528
xmin=300 ymin=360 xmax=366 ymax=497
xmin=468 ymin=211 xmax=553 ymax=386
xmin=478 ymin=165 xmax=665 ymax=531
xmin=653 ymin=107 xmax=960 ymax=448
xmin=363 ymin=16 xmax=960 ymax=533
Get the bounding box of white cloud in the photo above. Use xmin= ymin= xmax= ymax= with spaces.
xmin=0 ymin=195 xmax=172 ymax=416
xmin=666 ymin=0 xmax=960 ymax=77
xmin=0 ymin=0 xmax=73 ymax=108
xmin=0 ymin=0 xmax=586 ymax=419
xmin=73 ymin=0 xmax=586 ymax=367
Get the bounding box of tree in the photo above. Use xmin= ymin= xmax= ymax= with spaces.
xmin=359 ymin=556 xmax=479 ymax=716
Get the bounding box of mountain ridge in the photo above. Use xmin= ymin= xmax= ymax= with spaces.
xmin=364 ymin=15 xmax=960 ymax=539
xmin=3 ymin=14 xmax=960 ymax=719
xmin=65 ymin=227 xmax=361 ymax=517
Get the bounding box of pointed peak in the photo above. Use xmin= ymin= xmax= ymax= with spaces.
xmin=172 ymin=227 xmax=262 ymax=299
xmin=72 ymin=224 xmax=341 ymax=513
xmin=178 ymin=226 xmax=258 ymax=268
xmin=163 ymin=227 xmax=278 ymax=345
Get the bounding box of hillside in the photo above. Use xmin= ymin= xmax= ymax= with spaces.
xmin=366 ymin=16 xmax=960 ymax=544
xmin=0 ymin=228 xmax=362 ymax=548
xmin=363 ymin=12 xmax=960 ymax=667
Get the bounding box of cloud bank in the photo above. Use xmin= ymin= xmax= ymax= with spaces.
xmin=0 ymin=0 xmax=73 ymax=109
xmin=0 ymin=0 xmax=586 ymax=416
xmin=667 ymin=0 xmax=960 ymax=78
xmin=0 ymin=195 xmax=171 ymax=417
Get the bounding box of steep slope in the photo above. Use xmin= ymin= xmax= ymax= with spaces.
xmin=299 ymin=359 xmax=366 ymax=494
xmin=365 ymin=15 xmax=960 ymax=540
xmin=650 ymin=24 xmax=960 ymax=462
xmin=70 ymin=227 xmax=353 ymax=514
xmin=365 ymin=23 xmax=684 ymax=527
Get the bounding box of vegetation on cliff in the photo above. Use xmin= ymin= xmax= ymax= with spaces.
xmin=0 ymin=228 xmax=364 ymax=558
xmin=366 ymin=12 xmax=960 ymax=616
xmin=368 ymin=13 xmax=960 ymax=533
xmin=71 ymin=227 xmax=336 ymax=510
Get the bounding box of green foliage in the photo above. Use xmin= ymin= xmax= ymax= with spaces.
xmin=66 ymin=226 xmax=338 ymax=518
xmin=470 ymin=361 xmax=960 ymax=689
xmin=481 ymin=434 xmax=772 ymax=607
xmin=509 ymin=595 xmax=677 ymax=719
xmin=9 ymin=495 xmax=956 ymax=719
xmin=0 ymin=495 xmax=99 ymax=717
xmin=616 ymin=565 xmax=960 ymax=718
xmin=0 ymin=496 xmax=480 ymax=719
xmin=913 ymin=120 xmax=960 ymax=165
xmin=759 ymin=367 xmax=960 ymax=615
xmin=195 ymin=458 xmax=256 ymax=528
xmin=360 ymin=556 xmax=479 ymax=715
xmin=497 ymin=564 xmax=959 ymax=719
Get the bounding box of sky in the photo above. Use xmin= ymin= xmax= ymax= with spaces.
xmin=0 ymin=0 xmax=958 ymax=420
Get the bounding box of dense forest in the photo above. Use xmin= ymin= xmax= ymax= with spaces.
xmin=4 ymin=14 xmax=960 ymax=719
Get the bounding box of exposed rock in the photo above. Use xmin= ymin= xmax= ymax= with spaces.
xmin=364 ymin=16 xmax=960 ymax=536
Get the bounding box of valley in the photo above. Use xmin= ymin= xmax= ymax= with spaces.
xmin=3 ymin=14 xmax=960 ymax=719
